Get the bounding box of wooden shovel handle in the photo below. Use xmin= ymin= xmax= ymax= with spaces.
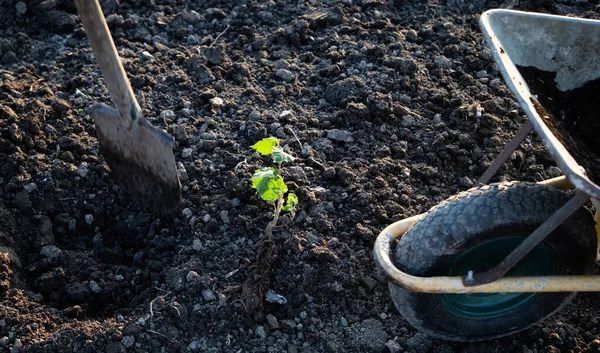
xmin=74 ymin=0 xmax=141 ymax=122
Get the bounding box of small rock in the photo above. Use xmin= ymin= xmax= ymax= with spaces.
xmin=40 ymin=245 xmax=62 ymax=259
xmin=23 ymin=183 xmax=37 ymax=193
xmin=115 ymin=274 xmax=124 ymax=281
xmin=266 ymin=314 xmax=280 ymax=329
xmin=121 ymin=336 xmax=134 ymax=348
xmin=84 ymin=214 xmax=94 ymax=225
xmin=265 ymin=289 xmax=287 ymax=304
xmin=77 ymin=162 xmax=89 ymax=177
xmin=15 ymin=1 xmax=27 ymax=14
xmin=182 ymin=208 xmax=193 ymax=219
xmin=276 ymin=69 xmax=295 ymax=82
xmin=434 ymin=55 xmax=452 ymax=69
xmin=401 ymin=115 xmax=417 ymax=127
xmin=202 ymin=289 xmax=216 ymax=301
xmin=141 ymin=51 xmax=154 ymax=61
xmin=187 ymin=34 xmax=199 ymax=45
xmin=10 ymin=339 xmax=22 ymax=353
xmin=386 ymin=340 xmax=402 ymax=353
xmin=186 ymin=271 xmax=200 ymax=283
xmin=116 ymin=314 xmax=124 ymax=323
xmin=192 ymin=239 xmax=203 ymax=251
xmin=256 ymin=325 xmax=267 ymax=340
xmin=177 ymin=162 xmax=188 ymax=182
xmin=349 ymin=319 xmax=389 ymax=352
xmin=202 ymin=214 xmax=211 ymax=223
xmin=327 ymin=129 xmax=354 ymax=142
xmin=340 ymin=317 xmax=348 ymax=327
xmin=182 ymin=148 xmax=193 ymax=158
xmin=89 ymin=280 xmax=102 ymax=294
xmin=209 ymin=97 xmax=225 ymax=109
xmin=279 ymin=110 xmax=294 ymax=122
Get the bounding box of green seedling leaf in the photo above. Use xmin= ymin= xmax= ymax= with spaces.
xmin=251 ymin=137 xmax=279 ymax=156
xmin=252 ymin=167 xmax=276 ymax=189
xmin=252 ymin=167 xmax=287 ymax=202
xmin=282 ymin=192 xmax=298 ymax=213
xmin=272 ymin=147 xmax=295 ymax=164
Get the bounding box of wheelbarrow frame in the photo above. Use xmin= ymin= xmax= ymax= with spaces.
xmin=374 ymin=9 xmax=600 ymax=294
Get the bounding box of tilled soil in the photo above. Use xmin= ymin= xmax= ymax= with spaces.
xmin=1 ymin=0 xmax=600 ymax=352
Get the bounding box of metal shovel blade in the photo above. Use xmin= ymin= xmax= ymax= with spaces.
xmin=75 ymin=0 xmax=181 ymax=213
xmin=93 ymin=103 xmax=181 ymax=213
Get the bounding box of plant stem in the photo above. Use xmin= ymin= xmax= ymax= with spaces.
xmin=265 ymin=192 xmax=284 ymax=241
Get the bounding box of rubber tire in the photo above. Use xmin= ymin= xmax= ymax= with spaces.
xmin=390 ymin=181 xmax=597 ymax=341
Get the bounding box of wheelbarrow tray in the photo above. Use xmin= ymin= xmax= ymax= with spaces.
xmin=479 ymin=9 xmax=600 ymax=199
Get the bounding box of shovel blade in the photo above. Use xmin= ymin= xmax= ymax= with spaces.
xmin=93 ymin=103 xmax=181 ymax=213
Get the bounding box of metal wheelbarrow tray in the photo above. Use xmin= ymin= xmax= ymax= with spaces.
xmin=374 ymin=10 xmax=600 ymax=341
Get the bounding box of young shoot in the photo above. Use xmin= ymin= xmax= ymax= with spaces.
xmin=251 ymin=137 xmax=298 ymax=218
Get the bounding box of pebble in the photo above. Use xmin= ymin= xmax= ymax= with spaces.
xmin=210 ymin=97 xmax=225 ymax=109
xmin=327 ymin=129 xmax=354 ymax=142
xmin=182 ymin=148 xmax=193 ymax=158
xmin=202 ymin=289 xmax=216 ymax=301
xmin=177 ymin=162 xmax=188 ymax=182
xmin=15 ymin=2 xmax=26 ymax=14
xmin=141 ymin=51 xmax=154 ymax=61
xmin=299 ymin=311 xmax=307 ymax=320
xmin=266 ymin=314 xmax=279 ymax=329
xmin=279 ymin=110 xmax=294 ymax=121
xmin=192 ymin=239 xmax=203 ymax=251
xmin=276 ymin=69 xmax=295 ymax=82
xmin=265 ymin=289 xmax=287 ymax=304
xmin=89 ymin=280 xmax=102 ymax=294
xmin=187 ymin=34 xmax=199 ymax=45
xmin=115 ymin=274 xmax=124 ymax=281
xmin=202 ymin=214 xmax=211 ymax=223
xmin=386 ymin=340 xmax=402 ymax=353
xmin=121 ymin=336 xmax=134 ymax=348
xmin=23 ymin=183 xmax=37 ymax=193
xmin=340 ymin=317 xmax=348 ymax=327
xmin=116 ymin=315 xmax=124 ymax=323
xmin=434 ymin=55 xmax=452 ymax=69
xmin=256 ymin=325 xmax=267 ymax=340
xmin=85 ymin=214 xmax=94 ymax=225
xmin=182 ymin=208 xmax=193 ymax=219
xmin=40 ymin=245 xmax=62 ymax=259
xmin=9 ymin=339 xmax=22 ymax=353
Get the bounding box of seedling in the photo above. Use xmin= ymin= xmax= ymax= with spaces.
xmin=251 ymin=137 xmax=298 ymax=222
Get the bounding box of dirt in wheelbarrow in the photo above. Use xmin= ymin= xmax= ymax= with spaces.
xmin=2 ymin=0 xmax=600 ymax=352
xmin=519 ymin=65 xmax=600 ymax=185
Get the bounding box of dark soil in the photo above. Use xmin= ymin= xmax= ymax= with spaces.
xmin=2 ymin=0 xmax=600 ymax=352
xmin=519 ymin=65 xmax=600 ymax=184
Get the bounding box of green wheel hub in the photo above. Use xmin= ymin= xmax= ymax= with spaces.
xmin=439 ymin=236 xmax=557 ymax=317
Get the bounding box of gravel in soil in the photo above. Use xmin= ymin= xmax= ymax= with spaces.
xmin=1 ymin=0 xmax=600 ymax=352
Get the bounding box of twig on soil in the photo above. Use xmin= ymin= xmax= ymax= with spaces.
xmin=211 ymin=25 xmax=230 ymax=47
xmin=396 ymin=104 xmax=424 ymax=119
xmin=149 ymin=290 xmax=171 ymax=317
xmin=285 ymin=127 xmax=303 ymax=149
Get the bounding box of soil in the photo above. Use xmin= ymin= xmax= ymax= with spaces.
xmin=519 ymin=65 xmax=600 ymax=184
xmin=2 ymin=0 xmax=600 ymax=352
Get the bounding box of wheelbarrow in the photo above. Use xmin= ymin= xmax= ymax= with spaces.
xmin=374 ymin=9 xmax=600 ymax=341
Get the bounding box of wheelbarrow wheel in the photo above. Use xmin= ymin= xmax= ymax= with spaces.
xmin=390 ymin=181 xmax=597 ymax=341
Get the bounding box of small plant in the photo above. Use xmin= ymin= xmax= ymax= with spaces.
xmin=238 ymin=137 xmax=298 ymax=317
xmin=251 ymin=137 xmax=298 ymax=223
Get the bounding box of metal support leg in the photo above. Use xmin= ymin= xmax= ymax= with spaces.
xmin=477 ymin=121 xmax=533 ymax=186
xmin=463 ymin=190 xmax=590 ymax=286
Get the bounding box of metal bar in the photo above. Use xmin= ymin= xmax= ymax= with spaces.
xmin=463 ymin=190 xmax=590 ymax=286
xmin=373 ymin=212 xmax=600 ymax=293
xmin=476 ymin=120 xmax=533 ymax=185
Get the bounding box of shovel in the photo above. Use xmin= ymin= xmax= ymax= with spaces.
xmin=74 ymin=0 xmax=181 ymax=213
